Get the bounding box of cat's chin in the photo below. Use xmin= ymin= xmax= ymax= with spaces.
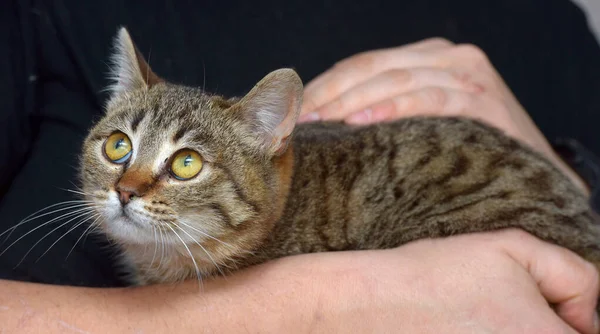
xmin=97 ymin=193 xmax=161 ymax=244
xmin=103 ymin=215 xmax=157 ymax=245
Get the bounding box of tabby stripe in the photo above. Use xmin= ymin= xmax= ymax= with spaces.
xmin=131 ymin=110 xmax=145 ymax=131
xmin=431 ymin=148 xmax=471 ymax=187
xmin=387 ymin=135 xmax=398 ymax=183
xmin=523 ymin=170 xmax=552 ymax=194
xmin=407 ymin=176 xmax=499 ymax=222
xmin=209 ymin=203 xmax=234 ymax=228
xmin=437 ymin=176 xmax=498 ymax=205
xmin=213 ymin=163 xmax=260 ymax=215
xmin=489 ymin=207 xmax=546 ymax=224
xmin=420 ymin=195 xmax=499 ymax=221
xmin=172 ymin=122 xmax=193 ymax=142
xmin=317 ymin=150 xmax=336 ymax=250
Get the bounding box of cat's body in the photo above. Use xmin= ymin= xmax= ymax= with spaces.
xmin=81 ymin=28 xmax=600 ymax=286
xmin=124 ymin=116 xmax=600 ymax=285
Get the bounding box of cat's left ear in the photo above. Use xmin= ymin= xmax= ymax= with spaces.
xmin=236 ymin=68 xmax=304 ymax=156
xmin=108 ymin=27 xmax=162 ymax=96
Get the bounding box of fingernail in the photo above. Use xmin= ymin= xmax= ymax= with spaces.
xmin=298 ymin=112 xmax=320 ymax=123
xmin=346 ymin=109 xmax=372 ymax=124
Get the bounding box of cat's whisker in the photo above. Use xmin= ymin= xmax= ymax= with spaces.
xmin=0 ymin=207 xmax=96 ymax=257
xmin=0 ymin=202 xmax=98 ymax=241
xmin=165 ymin=224 xmax=203 ymax=289
xmin=1 ymin=201 xmax=95 ymax=237
xmin=68 ymin=181 xmax=85 ymax=192
xmin=158 ymin=226 xmax=166 ymax=269
xmin=66 ymin=214 xmax=103 ymax=261
xmin=174 ymin=223 xmax=226 ymax=278
xmin=59 ymin=187 xmax=99 ymax=198
xmin=34 ymin=212 xmax=101 ymax=264
xmin=178 ymin=220 xmax=254 ymax=257
xmin=177 ymin=220 xmax=234 ymax=249
xmin=150 ymin=225 xmax=158 ymax=268
xmin=12 ymin=208 xmax=97 ymax=267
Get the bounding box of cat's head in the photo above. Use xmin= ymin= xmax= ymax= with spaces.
xmin=80 ymin=28 xmax=302 ymax=264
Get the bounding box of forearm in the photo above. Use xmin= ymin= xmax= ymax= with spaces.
xmin=0 ymin=256 xmax=343 ymax=333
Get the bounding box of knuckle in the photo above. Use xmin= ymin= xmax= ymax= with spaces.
xmin=423 ymin=87 xmax=448 ymax=108
xmin=582 ymin=259 xmax=600 ymax=288
xmin=551 ymin=246 xmax=600 ymax=292
xmin=302 ymin=98 xmax=317 ymax=113
xmin=455 ymin=43 xmax=490 ymax=63
xmin=326 ymin=97 xmax=345 ymax=114
xmin=393 ymin=94 xmax=415 ymax=113
xmin=424 ymin=37 xmax=454 ymax=47
xmin=505 ymin=228 xmax=533 ymax=241
xmin=449 ymin=70 xmax=472 ymax=84
xmin=386 ymin=69 xmax=413 ymax=87
xmin=492 ymin=228 xmax=536 ymax=246
xmin=336 ymin=52 xmax=376 ymax=71
xmin=323 ymin=77 xmax=344 ymax=99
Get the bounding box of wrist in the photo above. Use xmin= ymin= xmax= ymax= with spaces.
xmin=113 ymin=258 xmax=326 ymax=332
xmin=244 ymin=250 xmax=390 ymax=332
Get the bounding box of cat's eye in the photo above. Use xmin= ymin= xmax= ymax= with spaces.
xmin=104 ymin=132 xmax=133 ymax=164
xmin=170 ymin=149 xmax=203 ymax=180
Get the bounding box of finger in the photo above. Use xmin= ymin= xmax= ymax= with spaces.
xmin=408 ymin=37 xmax=455 ymax=51
xmin=497 ymin=229 xmax=600 ymax=334
xmin=549 ymin=316 xmax=586 ymax=334
xmin=303 ymin=38 xmax=453 ymax=102
xmin=344 ymin=87 xmax=476 ymax=125
xmin=299 ymin=68 xmax=482 ymax=123
xmin=302 ymin=46 xmax=449 ymax=115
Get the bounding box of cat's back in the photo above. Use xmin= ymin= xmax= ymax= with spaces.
xmin=276 ymin=116 xmax=597 ymax=257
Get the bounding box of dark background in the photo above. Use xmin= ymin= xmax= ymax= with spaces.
xmin=1 ymin=0 xmax=599 ymax=287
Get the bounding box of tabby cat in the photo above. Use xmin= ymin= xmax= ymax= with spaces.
xmin=80 ymin=27 xmax=600 ymax=286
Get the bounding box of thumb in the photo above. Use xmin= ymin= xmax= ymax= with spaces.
xmin=496 ymin=229 xmax=600 ymax=334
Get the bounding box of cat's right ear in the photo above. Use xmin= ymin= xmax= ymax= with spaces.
xmin=108 ymin=27 xmax=162 ymax=97
xmin=235 ymin=69 xmax=304 ymax=157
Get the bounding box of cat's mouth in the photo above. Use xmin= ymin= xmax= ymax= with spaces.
xmin=101 ymin=202 xmax=158 ymax=244
xmin=96 ymin=191 xmax=161 ymax=243
xmin=119 ymin=209 xmax=144 ymax=228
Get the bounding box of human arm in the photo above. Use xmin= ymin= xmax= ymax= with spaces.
xmin=0 ymin=229 xmax=598 ymax=333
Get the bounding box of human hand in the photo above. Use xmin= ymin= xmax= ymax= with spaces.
xmin=298 ymin=38 xmax=588 ymax=193
xmin=298 ymin=229 xmax=599 ymax=333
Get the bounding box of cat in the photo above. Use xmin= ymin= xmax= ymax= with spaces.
xmin=79 ymin=27 xmax=600 ymax=286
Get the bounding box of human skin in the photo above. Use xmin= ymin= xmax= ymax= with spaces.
xmin=0 ymin=229 xmax=598 ymax=333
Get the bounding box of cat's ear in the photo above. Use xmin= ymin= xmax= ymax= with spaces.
xmin=108 ymin=27 xmax=162 ymax=96
xmin=236 ymin=68 xmax=304 ymax=156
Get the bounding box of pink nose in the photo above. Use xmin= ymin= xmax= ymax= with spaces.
xmin=115 ymin=167 xmax=153 ymax=206
xmin=116 ymin=189 xmax=136 ymax=205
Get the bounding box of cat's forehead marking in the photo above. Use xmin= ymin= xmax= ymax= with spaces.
xmin=130 ymin=109 xmax=146 ymax=132
xmin=172 ymin=122 xmax=193 ymax=143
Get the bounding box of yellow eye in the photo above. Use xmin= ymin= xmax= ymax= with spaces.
xmin=170 ymin=149 xmax=203 ymax=180
xmin=104 ymin=132 xmax=132 ymax=164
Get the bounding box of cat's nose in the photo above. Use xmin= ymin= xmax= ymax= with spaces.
xmin=117 ymin=189 xmax=137 ymax=205
xmin=115 ymin=167 xmax=153 ymax=206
